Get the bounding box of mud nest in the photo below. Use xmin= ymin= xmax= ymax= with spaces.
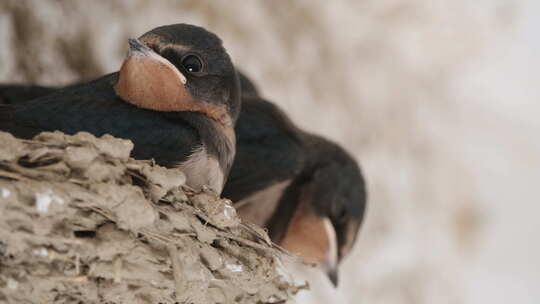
xmin=0 ymin=131 xmax=305 ymax=304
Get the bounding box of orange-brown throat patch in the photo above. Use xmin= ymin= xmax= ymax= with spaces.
xmin=114 ymin=48 xmax=231 ymax=126
xmin=279 ymin=191 xmax=337 ymax=269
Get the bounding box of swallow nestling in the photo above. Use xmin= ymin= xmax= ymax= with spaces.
xmin=223 ymin=73 xmax=367 ymax=286
xmin=0 ymin=72 xmax=366 ymax=287
xmin=0 ymin=24 xmax=241 ymax=193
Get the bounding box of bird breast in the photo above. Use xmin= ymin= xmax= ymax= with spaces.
xmin=176 ymin=146 xmax=224 ymax=193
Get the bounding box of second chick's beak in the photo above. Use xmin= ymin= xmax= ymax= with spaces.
xmin=322 ymin=217 xmax=339 ymax=286
xmin=279 ymin=199 xmax=340 ymax=287
xmin=115 ymin=38 xmax=192 ymax=112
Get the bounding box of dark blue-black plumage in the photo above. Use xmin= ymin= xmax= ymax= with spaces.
xmin=0 ymin=24 xmax=240 ymax=193
xmin=1 ymin=74 xmax=199 ymax=166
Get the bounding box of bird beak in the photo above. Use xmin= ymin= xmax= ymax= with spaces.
xmin=279 ymin=206 xmax=340 ymax=287
xmin=327 ymin=265 xmax=339 ymax=287
xmin=125 ymin=39 xmax=186 ymax=86
xmin=127 ymin=38 xmax=147 ymax=53
xmin=321 ymin=217 xmax=339 ymax=287
xmin=115 ymin=38 xmax=191 ymax=112
xmin=125 ymin=39 xmax=185 ymax=81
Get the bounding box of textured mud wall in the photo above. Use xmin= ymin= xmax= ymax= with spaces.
xmin=0 ymin=131 xmax=302 ymax=304
xmin=1 ymin=1 xmax=539 ymax=304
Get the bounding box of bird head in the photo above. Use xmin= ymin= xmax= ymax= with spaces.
xmin=280 ymin=147 xmax=366 ymax=287
xmin=115 ymin=24 xmax=241 ymax=127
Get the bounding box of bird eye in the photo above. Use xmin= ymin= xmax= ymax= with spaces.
xmin=181 ymin=55 xmax=203 ymax=74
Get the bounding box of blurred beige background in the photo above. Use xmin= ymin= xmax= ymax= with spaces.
xmin=1 ymin=1 xmax=539 ymax=303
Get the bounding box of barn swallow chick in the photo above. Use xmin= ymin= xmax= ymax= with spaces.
xmin=0 ymin=72 xmax=366 ymax=286
xmin=0 ymin=24 xmax=241 ymax=193
xmin=223 ymin=73 xmax=367 ymax=286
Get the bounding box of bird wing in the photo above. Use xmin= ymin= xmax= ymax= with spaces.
xmin=0 ymin=75 xmax=200 ymax=166
xmin=222 ymin=97 xmax=305 ymax=202
xmin=0 ymin=84 xmax=61 ymax=104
